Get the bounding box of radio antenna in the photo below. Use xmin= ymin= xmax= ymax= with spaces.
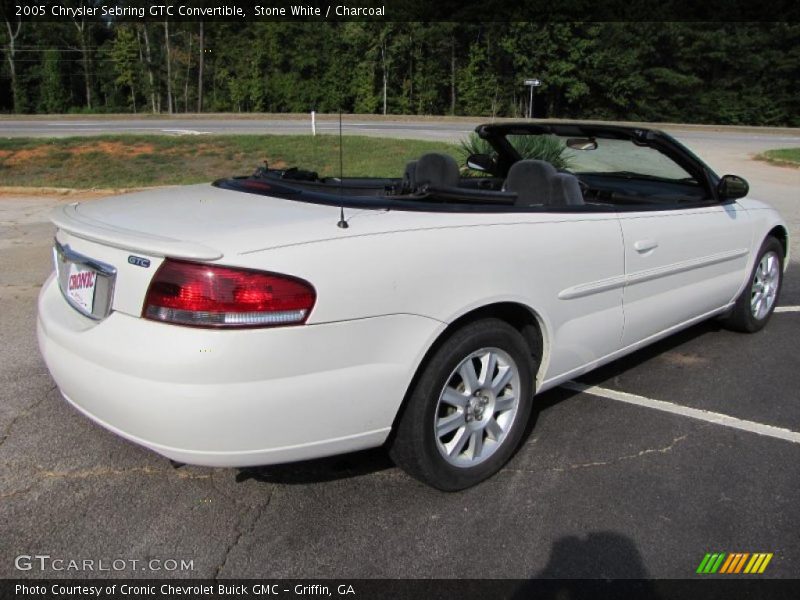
xmin=336 ymin=109 xmax=349 ymax=229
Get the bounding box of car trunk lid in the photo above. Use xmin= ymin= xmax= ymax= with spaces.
xmin=52 ymin=183 xmax=353 ymax=259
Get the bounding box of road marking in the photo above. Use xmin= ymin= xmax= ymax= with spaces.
xmin=46 ymin=122 xmax=101 ymax=126
xmin=562 ymin=381 xmax=800 ymax=444
xmin=161 ymin=129 xmax=212 ymax=136
xmin=775 ymin=306 xmax=800 ymax=313
xmin=8 ymin=126 xmax=166 ymax=132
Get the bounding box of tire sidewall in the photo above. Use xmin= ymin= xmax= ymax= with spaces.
xmin=734 ymin=237 xmax=784 ymax=332
xmin=409 ymin=319 xmax=535 ymax=490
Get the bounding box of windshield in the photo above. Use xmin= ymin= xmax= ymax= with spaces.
xmin=506 ymin=134 xmax=696 ymax=182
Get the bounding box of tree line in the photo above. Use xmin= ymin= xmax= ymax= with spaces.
xmin=2 ymin=20 xmax=798 ymax=126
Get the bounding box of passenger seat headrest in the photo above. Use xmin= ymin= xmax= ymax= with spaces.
xmin=548 ymin=173 xmax=585 ymax=206
xmin=415 ymin=153 xmax=460 ymax=189
xmin=504 ymin=159 xmax=557 ymax=206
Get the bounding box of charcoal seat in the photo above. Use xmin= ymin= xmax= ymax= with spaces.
xmin=503 ymin=160 xmax=557 ymax=206
xmin=402 ymin=160 xmax=417 ymax=193
xmin=414 ymin=153 xmax=460 ymax=190
xmin=549 ymin=173 xmax=585 ymax=206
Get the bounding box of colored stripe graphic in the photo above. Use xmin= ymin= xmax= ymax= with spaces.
xmin=744 ymin=554 xmax=760 ymax=573
xmin=697 ymin=553 xmax=727 ymax=573
xmin=721 ymin=553 xmax=738 ymax=574
xmin=710 ymin=553 xmax=726 ymax=573
xmin=719 ymin=554 xmax=736 ymax=573
xmin=705 ymin=553 xmax=719 ymax=573
xmin=759 ymin=554 xmax=773 ymax=573
xmin=696 ymin=554 xmax=712 ymax=574
xmin=734 ymin=553 xmax=749 ymax=573
xmin=725 ymin=553 xmax=737 ymax=573
xmin=745 ymin=553 xmax=774 ymax=574
xmin=698 ymin=552 xmax=774 ymax=574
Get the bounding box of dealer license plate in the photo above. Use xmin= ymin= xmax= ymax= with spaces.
xmin=54 ymin=241 xmax=116 ymax=319
xmin=65 ymin=262 xmax=97 ymax=313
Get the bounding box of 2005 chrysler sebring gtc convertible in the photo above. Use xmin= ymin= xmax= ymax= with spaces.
xmin=38 ymin=123 xmax=789 ymax=490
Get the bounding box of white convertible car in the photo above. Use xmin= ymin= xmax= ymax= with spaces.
xmin=37 ymin=123 xmax=788 ymax=490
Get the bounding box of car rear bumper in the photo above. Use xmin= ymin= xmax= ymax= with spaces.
xmin=37 ymin=274 xmax=442 ymax=467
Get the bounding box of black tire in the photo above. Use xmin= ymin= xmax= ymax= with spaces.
xmin=723 ymin=236 xmax=784 ymax=333
xmin=389 ymin=318 xmax=536 ymax=491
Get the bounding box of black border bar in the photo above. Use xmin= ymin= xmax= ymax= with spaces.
xmin=3 ymin=579 xmax=800 ymax=600
xmin=2 ymin=0 xmax=800 ymax=22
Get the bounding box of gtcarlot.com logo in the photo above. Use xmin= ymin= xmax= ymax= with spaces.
xmin=15 ymin=555 xmax=194 ymax=572
xmin=696 ymin=552 xmax=773 ymax=574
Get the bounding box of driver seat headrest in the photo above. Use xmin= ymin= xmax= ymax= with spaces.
xmin=415 ymin=153 xmax=460 ymax=189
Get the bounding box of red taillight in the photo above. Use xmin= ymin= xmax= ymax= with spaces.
xmin=143 ymin=260 xmax=316 ymax=328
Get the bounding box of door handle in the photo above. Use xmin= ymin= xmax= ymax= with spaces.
xmin=634 ymin=239 xmax=659 ymax=253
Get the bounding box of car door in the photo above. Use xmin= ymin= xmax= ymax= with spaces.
xmin=620 ymin=201 xmax=752 ymax=346
xmin=532 ymin=213 xmax=626 ymax=383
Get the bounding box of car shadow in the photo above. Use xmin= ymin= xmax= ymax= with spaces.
xmin=236 ymin=319 xmax=727 ymax=487
xmin=575 ymin=319 xmax=725 ymax=386
xmin=234 ymin=447 xmax=395 ymax=485
xmin=506 ymin=319 xmax=727 ymax=451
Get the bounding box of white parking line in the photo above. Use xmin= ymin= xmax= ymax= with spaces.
xmin=775 ymin=306 xmax=800 ymax=313
xmin=562 ymin=381 xmax=800 ymax=444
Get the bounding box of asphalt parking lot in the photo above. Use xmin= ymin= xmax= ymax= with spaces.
xmin=1 ymin=124 xmax=799 ymax=580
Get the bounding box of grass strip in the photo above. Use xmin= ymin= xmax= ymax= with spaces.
xmin=756 ymin=148 xmax=800 ymax=168
xmin=0 ymin=134 xmax=457 ymax=188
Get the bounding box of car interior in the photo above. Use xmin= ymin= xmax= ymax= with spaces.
xmin=400 ymin=153 xmax=586 ymax=207
xmin=217 ymin=124 xmax=717 ymax=212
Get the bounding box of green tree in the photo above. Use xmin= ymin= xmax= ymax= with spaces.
xmin=458 ymin=40 xmax=498 ymax=116
xmin=112 ymin=26 xmax=139 ymax=112
xmin=38 ymin=49 xmax=66 ymax=113
xmin=1 ymin=21 xmax=798 ymax=125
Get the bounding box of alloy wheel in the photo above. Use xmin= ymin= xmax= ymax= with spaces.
xmin=751 ymin=251 xmax=780 ymax=320
xmin=434 ymin=347 xmax=521 ymax=468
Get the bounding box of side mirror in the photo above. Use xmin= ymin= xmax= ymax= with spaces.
xmin=466 ymin=153 xmax=495 ymax=173
xmin=717 ymin=174 xmax=749 ymax=200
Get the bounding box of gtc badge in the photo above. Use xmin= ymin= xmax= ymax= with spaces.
xmin=128 ymin=255 xmax=151 ymax=268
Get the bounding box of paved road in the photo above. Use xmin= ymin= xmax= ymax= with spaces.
xmin=2 ymin=114 xmax=797 ymax=186
xmin=1 ymin=117 xmax=799 ymax=582
xmin=2 ymin=115 xmax=800 ymax=145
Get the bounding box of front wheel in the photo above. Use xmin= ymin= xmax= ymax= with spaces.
xmin=723 ymin=236 xmax=784 ymax=333
xmin=389 ymin=319 xmax=536 ymax=491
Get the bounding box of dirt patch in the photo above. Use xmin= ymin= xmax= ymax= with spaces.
xmin=659 ymin=351 xmax=710 ymax=367
xmin=0 ymin=141 xmax=158 ymax=166
xmin=69 ymin=141 xmax=156 ymax=157
xmin=161 ymin=142 xmax=231 ymax=157
xmin=0 ymin=147 xmax=52 ymax=165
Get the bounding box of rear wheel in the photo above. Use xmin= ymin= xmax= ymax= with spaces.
xmin=389 ymin=319 xmax=535 ymax=491
xmin=723 ymin=236 xmax=783 ymax=333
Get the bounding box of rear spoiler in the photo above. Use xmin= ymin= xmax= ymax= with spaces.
xmin=51 ymin=203 xmax=223 ymax=260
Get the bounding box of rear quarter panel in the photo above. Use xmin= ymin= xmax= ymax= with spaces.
xmin=231 ymin=210 xmax=626 ymax=385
